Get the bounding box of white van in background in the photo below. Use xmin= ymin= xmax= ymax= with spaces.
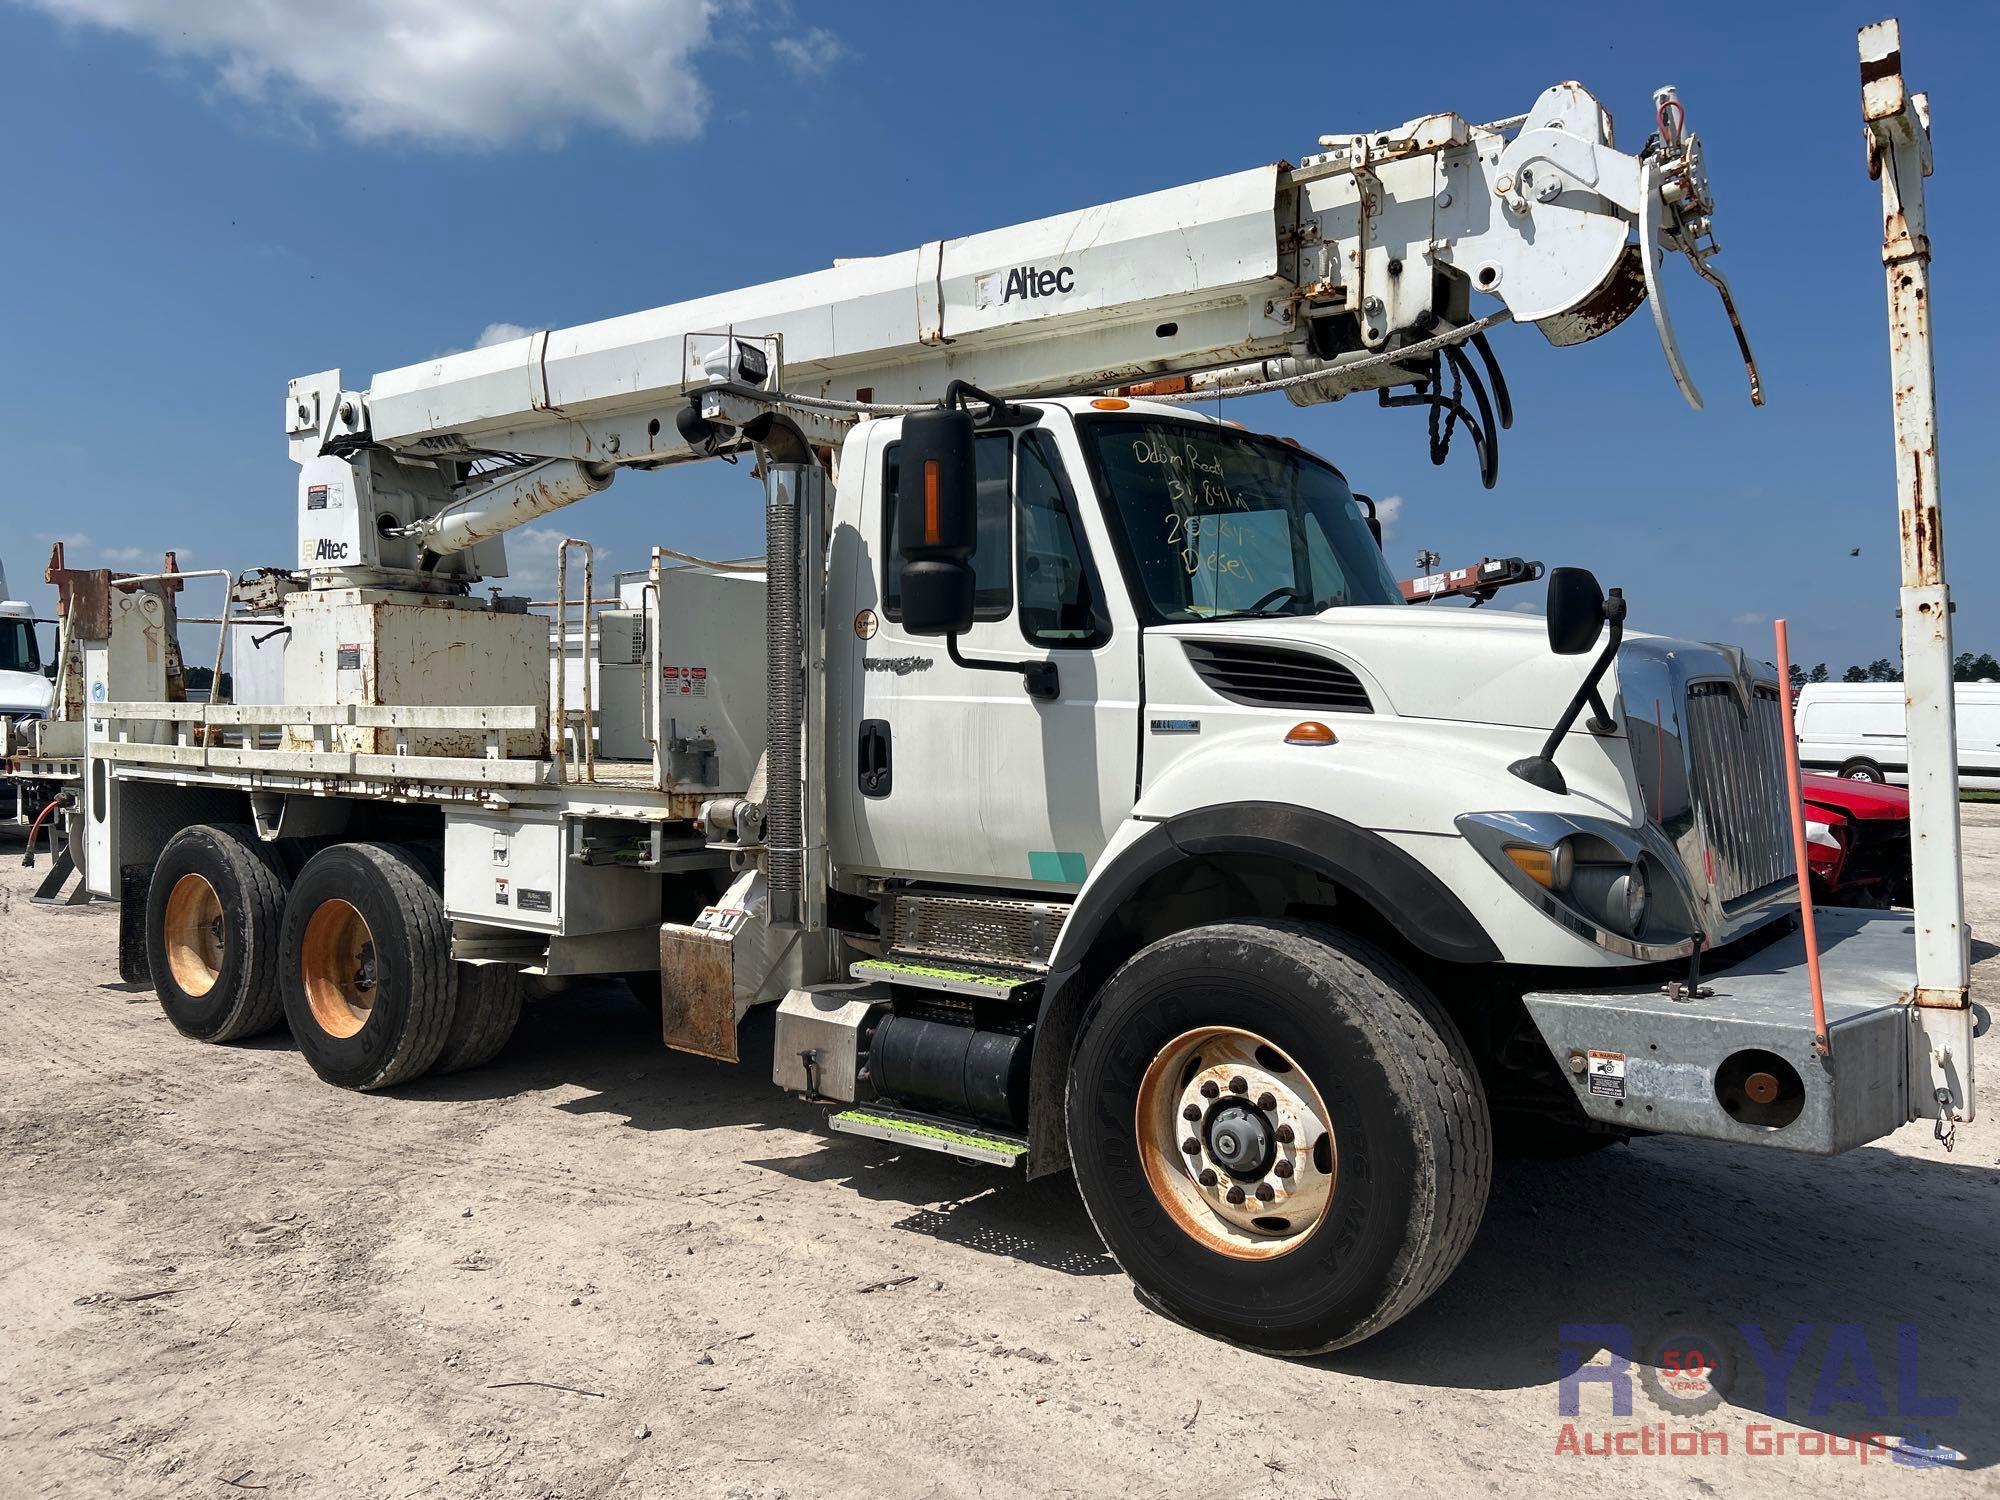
xmin=1795 ymin=681 xmax=2000 ymax=790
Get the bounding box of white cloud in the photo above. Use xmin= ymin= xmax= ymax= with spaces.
xmin=475 ymin=322 xmax=534 ymax=349
xmin=1371 ymin=494 xmax=1404 ymax=536
xmin=37 ymin=531 xmax=92 ymax=551
xmin=100 ymin=546 xmax=145 ymax=563
xmin=24 ymin=0 xmax=750 ymax=148
xmin=771 ymin=25 xmax=846 ymax=77
xmin=1732 ymin=611 xmax=1770 ymax=626
xmin=501 ymin=526 xmax=573 ymax=598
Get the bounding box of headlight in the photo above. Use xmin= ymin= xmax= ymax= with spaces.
xmin=1572 ymin=860 xmax=1649 ymax=937
xmin=1456 ymin=811 xmax=1699 ymax=956
xmin=1616 ymin=861 xmax=1648 ymax=935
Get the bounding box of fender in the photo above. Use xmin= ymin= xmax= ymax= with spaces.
xmin=1021 ymin=801 xmax=1499 ymax=1177
xmin=1053 ymin=801 xmax=1499 ymax=973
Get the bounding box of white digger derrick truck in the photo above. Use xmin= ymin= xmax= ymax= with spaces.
xmin=19 ymin=59 xmax=1976 ymax=1355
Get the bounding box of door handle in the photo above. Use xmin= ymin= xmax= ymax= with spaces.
xmin=858 ymin=718 xmax=892 ymax=798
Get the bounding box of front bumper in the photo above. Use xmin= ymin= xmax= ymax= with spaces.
xmin=1522 ymin=907 xmax=1969 ymax=1155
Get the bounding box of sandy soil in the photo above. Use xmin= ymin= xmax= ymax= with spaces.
xmin=1 ymin=813 xmax=1995 ymax=1499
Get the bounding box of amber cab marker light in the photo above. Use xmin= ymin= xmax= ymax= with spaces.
xmin=1090 ymin=397 xmax=1130 ymax=411
xmin=1285 ymin=721 xmax=1337 ymax=746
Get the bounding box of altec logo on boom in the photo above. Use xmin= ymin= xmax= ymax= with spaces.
xmin=1001 ymin=264 xmax=1076 ymax=303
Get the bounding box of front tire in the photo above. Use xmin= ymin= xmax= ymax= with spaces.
xmin=145 ymin=823 xmax=289 ymax=1042
xmin=1067 ymin=919 xmax=1490 ymax=1355
xmin=1840 ymin=759 xmax=1887 ymax=783
xmin=279 ymin=842 xmax=453 ymax=1090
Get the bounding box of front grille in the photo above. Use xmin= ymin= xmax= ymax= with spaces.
xmin=1683 ymin=682 xmax=1795 ymax=903
xmin=1183 ymin=641 xmax=1372 ymax=713
xmin=889 ymin=893 xmax=1068 ymax=972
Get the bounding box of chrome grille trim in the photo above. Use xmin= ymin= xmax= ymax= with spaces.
xmin=1619 ymin=640 xmax=1798 ymax=948
xmin=1684 ymin=682 xmax=1796 ymax=904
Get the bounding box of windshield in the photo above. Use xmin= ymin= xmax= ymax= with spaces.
xmin=0 ymin=620 xmax=38 ymax=674
xmin=1076 ymin=416 xmax=1402 ymax=624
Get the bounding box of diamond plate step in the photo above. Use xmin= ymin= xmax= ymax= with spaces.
xmin=848 ymin=957 xmax=1041 ymax=1001
xmin=828 ymin=1105 xmax=1028 ymax=1168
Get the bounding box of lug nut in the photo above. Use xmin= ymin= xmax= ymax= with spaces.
xmin=1274 ymin=1123 xmax=1295 ymax=1144
xmin=1256 ymin=1092 xmax=1276 ymax=1111
xmin=1225 ymin=1185 xmax=1246 ymax=1205
xmin=1182 ymin=1137 xmax=1200 ymax=1156
xmin=1183 ymin=1103 xmax=1201 ymax=1122
xmin=1255 ymin=1183 xmax=1275 ymax=1202
xmin=1274 ymin=1159 xmax=1295 ymax=1179
xmin=1200 ymin=1080 xmax=1220 ymax=1099
xmin=1228 ymin=1076 xmax=1248 ymax=1095
xmin=1197 ymin=1169 xmax=1218 ymax=1188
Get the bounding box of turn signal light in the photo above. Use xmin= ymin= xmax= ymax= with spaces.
xmin=1285 ymin=721 xmax=1337 ymax=746
xmin=1504 ymin=842 xmax=1575 ymax=890
xmin=1090 ymin=397 xmax=1130 ymax=411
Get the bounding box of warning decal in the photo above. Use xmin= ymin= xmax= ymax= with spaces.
xmin=1586 ymin=1049 xmax=1627 ymax=1100
xmin=662 ymin=664 xmax=708 ymax=698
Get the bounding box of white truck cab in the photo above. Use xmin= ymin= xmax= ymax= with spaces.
xmin=0 ymin=563 xmax=55 ymax=817
xmin=825 ymin=397 xmax=1784 ymax=973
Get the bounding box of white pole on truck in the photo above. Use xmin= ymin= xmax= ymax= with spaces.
xmin=1859 ymin=20 xmax=1972 ymax=1128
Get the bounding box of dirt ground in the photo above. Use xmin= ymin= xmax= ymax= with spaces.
xmin=1 ymin=814 xmax=1995 ymax=1500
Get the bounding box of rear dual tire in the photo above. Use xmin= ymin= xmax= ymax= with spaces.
xmin=1067 ymin=919 xmax=1491 ymax=1356
xmin=145 ymin=823 xmax=290 ymax=1042
xmin=280 ymin=842 xmax=455 ymax=1091
xmin=436 ymin=964 xmax=525 ymax=1074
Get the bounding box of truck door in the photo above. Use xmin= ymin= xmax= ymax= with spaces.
xmin=830 ymin=418 xmax=1140 ymax=892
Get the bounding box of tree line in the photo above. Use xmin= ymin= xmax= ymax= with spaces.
xmin=1788 ymin=651 xmax=2000 ymax=688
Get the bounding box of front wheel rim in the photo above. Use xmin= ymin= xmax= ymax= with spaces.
xmin=300 ymin=899 xmax=379 ymax=1039
xmin=1134 ymin=1026 xmax=1337 ymax=1260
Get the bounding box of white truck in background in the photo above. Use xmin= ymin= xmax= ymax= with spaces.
xmin=1 ymin=560 xmax=57 ymax=825
xmin=8 ymin=51 xmax=1976 ymax=1357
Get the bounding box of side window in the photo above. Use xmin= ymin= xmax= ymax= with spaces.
xmin=883 ymin=433 xmax=1013 ymax=620
xmin=1017 ymin=431 xmax=1109 ymax=648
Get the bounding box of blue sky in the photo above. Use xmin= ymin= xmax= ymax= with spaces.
xmin=2 ymin=0 xmax=1993 ymax=676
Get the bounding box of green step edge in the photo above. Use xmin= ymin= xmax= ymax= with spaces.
xmin=849 ymin=957 xmax=1029 ymax=990
xmin=831 ymin=1108 xmax=1027 ymax=1159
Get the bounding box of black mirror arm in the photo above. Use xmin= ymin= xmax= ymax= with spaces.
xmin=946 ymin=634 xmax=1060 ymax=702
xmin=1508 ymin=591 xmax=1627 ymax=794
xmin=941 ymin=380 xmax=1032 ymax=428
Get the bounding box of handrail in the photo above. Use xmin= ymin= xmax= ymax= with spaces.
xmin=554 ymin=538 xmax=596 ymax=784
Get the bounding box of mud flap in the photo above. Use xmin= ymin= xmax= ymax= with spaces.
xmin=658 ymin=870 xmax=800 ymax=1063
xmin=117 ymin=864 xmax=152 ymax=986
